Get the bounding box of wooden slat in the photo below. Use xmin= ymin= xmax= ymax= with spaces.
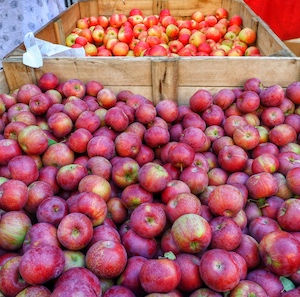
xmin=0 ymin=70 xmax=9 ymax=94
xmin=151 ymin=58 xmax=179 ymax=104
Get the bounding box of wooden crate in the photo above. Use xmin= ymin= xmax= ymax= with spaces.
xmin=2 ymin=0 xmax=300 ymax=105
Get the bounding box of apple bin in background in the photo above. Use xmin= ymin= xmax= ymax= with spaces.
xmin=1 ymin=0 xmax=300 ymax=104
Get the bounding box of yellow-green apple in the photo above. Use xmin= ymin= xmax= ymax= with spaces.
xmin=191 ymin=10 xmax=204 ymax=22
xmin=0 ymin=256 xmax=29 ymax=296
xmin=0 ymin=210 xmax=32 ymax=250
xmin=171 ymin=213 xmax=212 ymax=253
xmin=111 ymin=156 xmax=140 ymax=188
xmin=238 ymin=27 xmax=256 ymax=45
xmin=78 ymin=174 xmax=111 ymax=202
xmin=189 ymin=31 xmax=206 ymax=47
xmin=76 ymin=17 xmax=89 ymax=29
xmin=65 ymin=33 xmax=79 ymax=47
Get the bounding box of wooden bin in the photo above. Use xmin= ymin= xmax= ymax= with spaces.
xmin=2 ymin=0 xmax=300 ymax=105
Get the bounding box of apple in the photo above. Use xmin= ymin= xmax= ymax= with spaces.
xmin=130 ymin=202 xmax=166 ymax=238
xmin=105 ymin=106 xmax=129 ymax=132
xmin=0 ymin=179 xmax=28 ymax=211
xmin=277 ymin=151 xmax=300 ymax=175
xmin=261 ymin=106 xmax=285 ymax=128
xmin=238 ymin=27 xmax=256 ymax=45
xmin=36 ymin=73 xmax=59 ymax=93
xmin=56 ymin=163 xmax=88 ymax=192
xmin=260 ymin=84 xmax=285 ymax=107
xmin=171 ymin=213 xmax=212 ymax=254
xmin=122 ymin=229 xmax=157 ymax=259
xmin=234 ymin=233 xmax=261 ymax=270
xmin=121 ymin=183 xmax=153 ymax=210
xmin=229 ymin=280 xmax=268 ymax=297
xmin=207 ymin=184 xmax=244 ymax=217
xmin=16 ymin=83 xmax=42 ymax=104
xmin=246 ymin=268 xmax=283 ymax=297
xmin=179 ymin=165 xmax=209 ymax=195
xmin=269 ymin=123 xmax=297 ymax=147
xmin=102 ymin=285 xmax=135 ymax=296
xmin=36 ymin=195 xmax=69 ymax=227
xmin=189 ymin=89 xmax=213 ymax=113
xmin=63 ymin=96 xmax=89 ymax=121
xmin=19 ymin=244 xmax=65 ymax=285
xmin=164 ymin=142 xmax=193 ymax=169
xmin=41 ymin=142 xmax=75 ymax=168
xmin=86 ymin=155 xmax=112 ymax=180
xmin=56 ymin=212 xmax=93 ymax=251
xmin=166 ymin=192 xmax=201 ymax=223
xmin=286 ymin=167 xmax=300 ymax=196
xmin=47 ymin=111 xmax=73 ymax=138
xmin=259 ymin=230 xmax=300 ymax=276
xmin=87 ymin=135 xmax=116 ymax=160
xmin=86 ymin=240 xmax=127 ymax=279
xmin=251 ymin=153 xmax=279 ymax=174
xmin=0 ymin=256 xmax=29 ymax=296
xmin=232 ymin=124 xmax=260 ymax=150
xmin=62 ymin=78 xmax=86 ymax=99
xmin=236 ymin=90 xmax=261 ymax=113
xmin=190 ymin=288 xmax=223 ymax=297
xmin=22 ymin=222 xmax=60 ymax=254
xmin=16 ymin=285 xmax=52 ymax=296
xmin=106 ymin=197 xmax=128 ymax=225
xmin=111 ymin=157 xmax=140 ymax=189
xmin=8 ymin=155 xmax=39 ymax=185
xmin=218 ymin=144 xmax=248 ymax=172
xmin=199 ymin=248 xmax=241 ymax=292
xmin=117 ymin=255 xmax=148 ymax=295
xmin=139 ymin=257 xmax=181 ymax=294
xmin=286 ymin=81 xmax=300 ymax=104
xmin=248 ymin=216 xmax=281 ymax=243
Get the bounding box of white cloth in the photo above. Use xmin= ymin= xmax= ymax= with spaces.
xmin=0 ymin=0 xmax=67 ymax=67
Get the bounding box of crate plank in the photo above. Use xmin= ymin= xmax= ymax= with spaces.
xmin=2 ymin=0 xmax=299 ymax=100
xmin=0 ymin=70 xmax=9 ymax=94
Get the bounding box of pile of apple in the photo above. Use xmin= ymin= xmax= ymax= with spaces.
xmin=65 ymin=7 xmax=260 ymax=57
xmin=0 ymin=71 xmax=300 ymax=297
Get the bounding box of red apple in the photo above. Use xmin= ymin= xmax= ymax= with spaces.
xmin=139 ymin=257 xmax=181 ymax=294
xmin=199 ymin=248 xmax=241 ymax=292
xmin=0 ymin=179 xmax=28 ymax=211
xmin=86 ymin=240 xmax=127 ymax=279
xmin=259 ymin=230 xmax=300 ymax=276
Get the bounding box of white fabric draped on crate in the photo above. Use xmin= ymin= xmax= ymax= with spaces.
xmin=0 ymin=0 xmax=67 ymax=68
